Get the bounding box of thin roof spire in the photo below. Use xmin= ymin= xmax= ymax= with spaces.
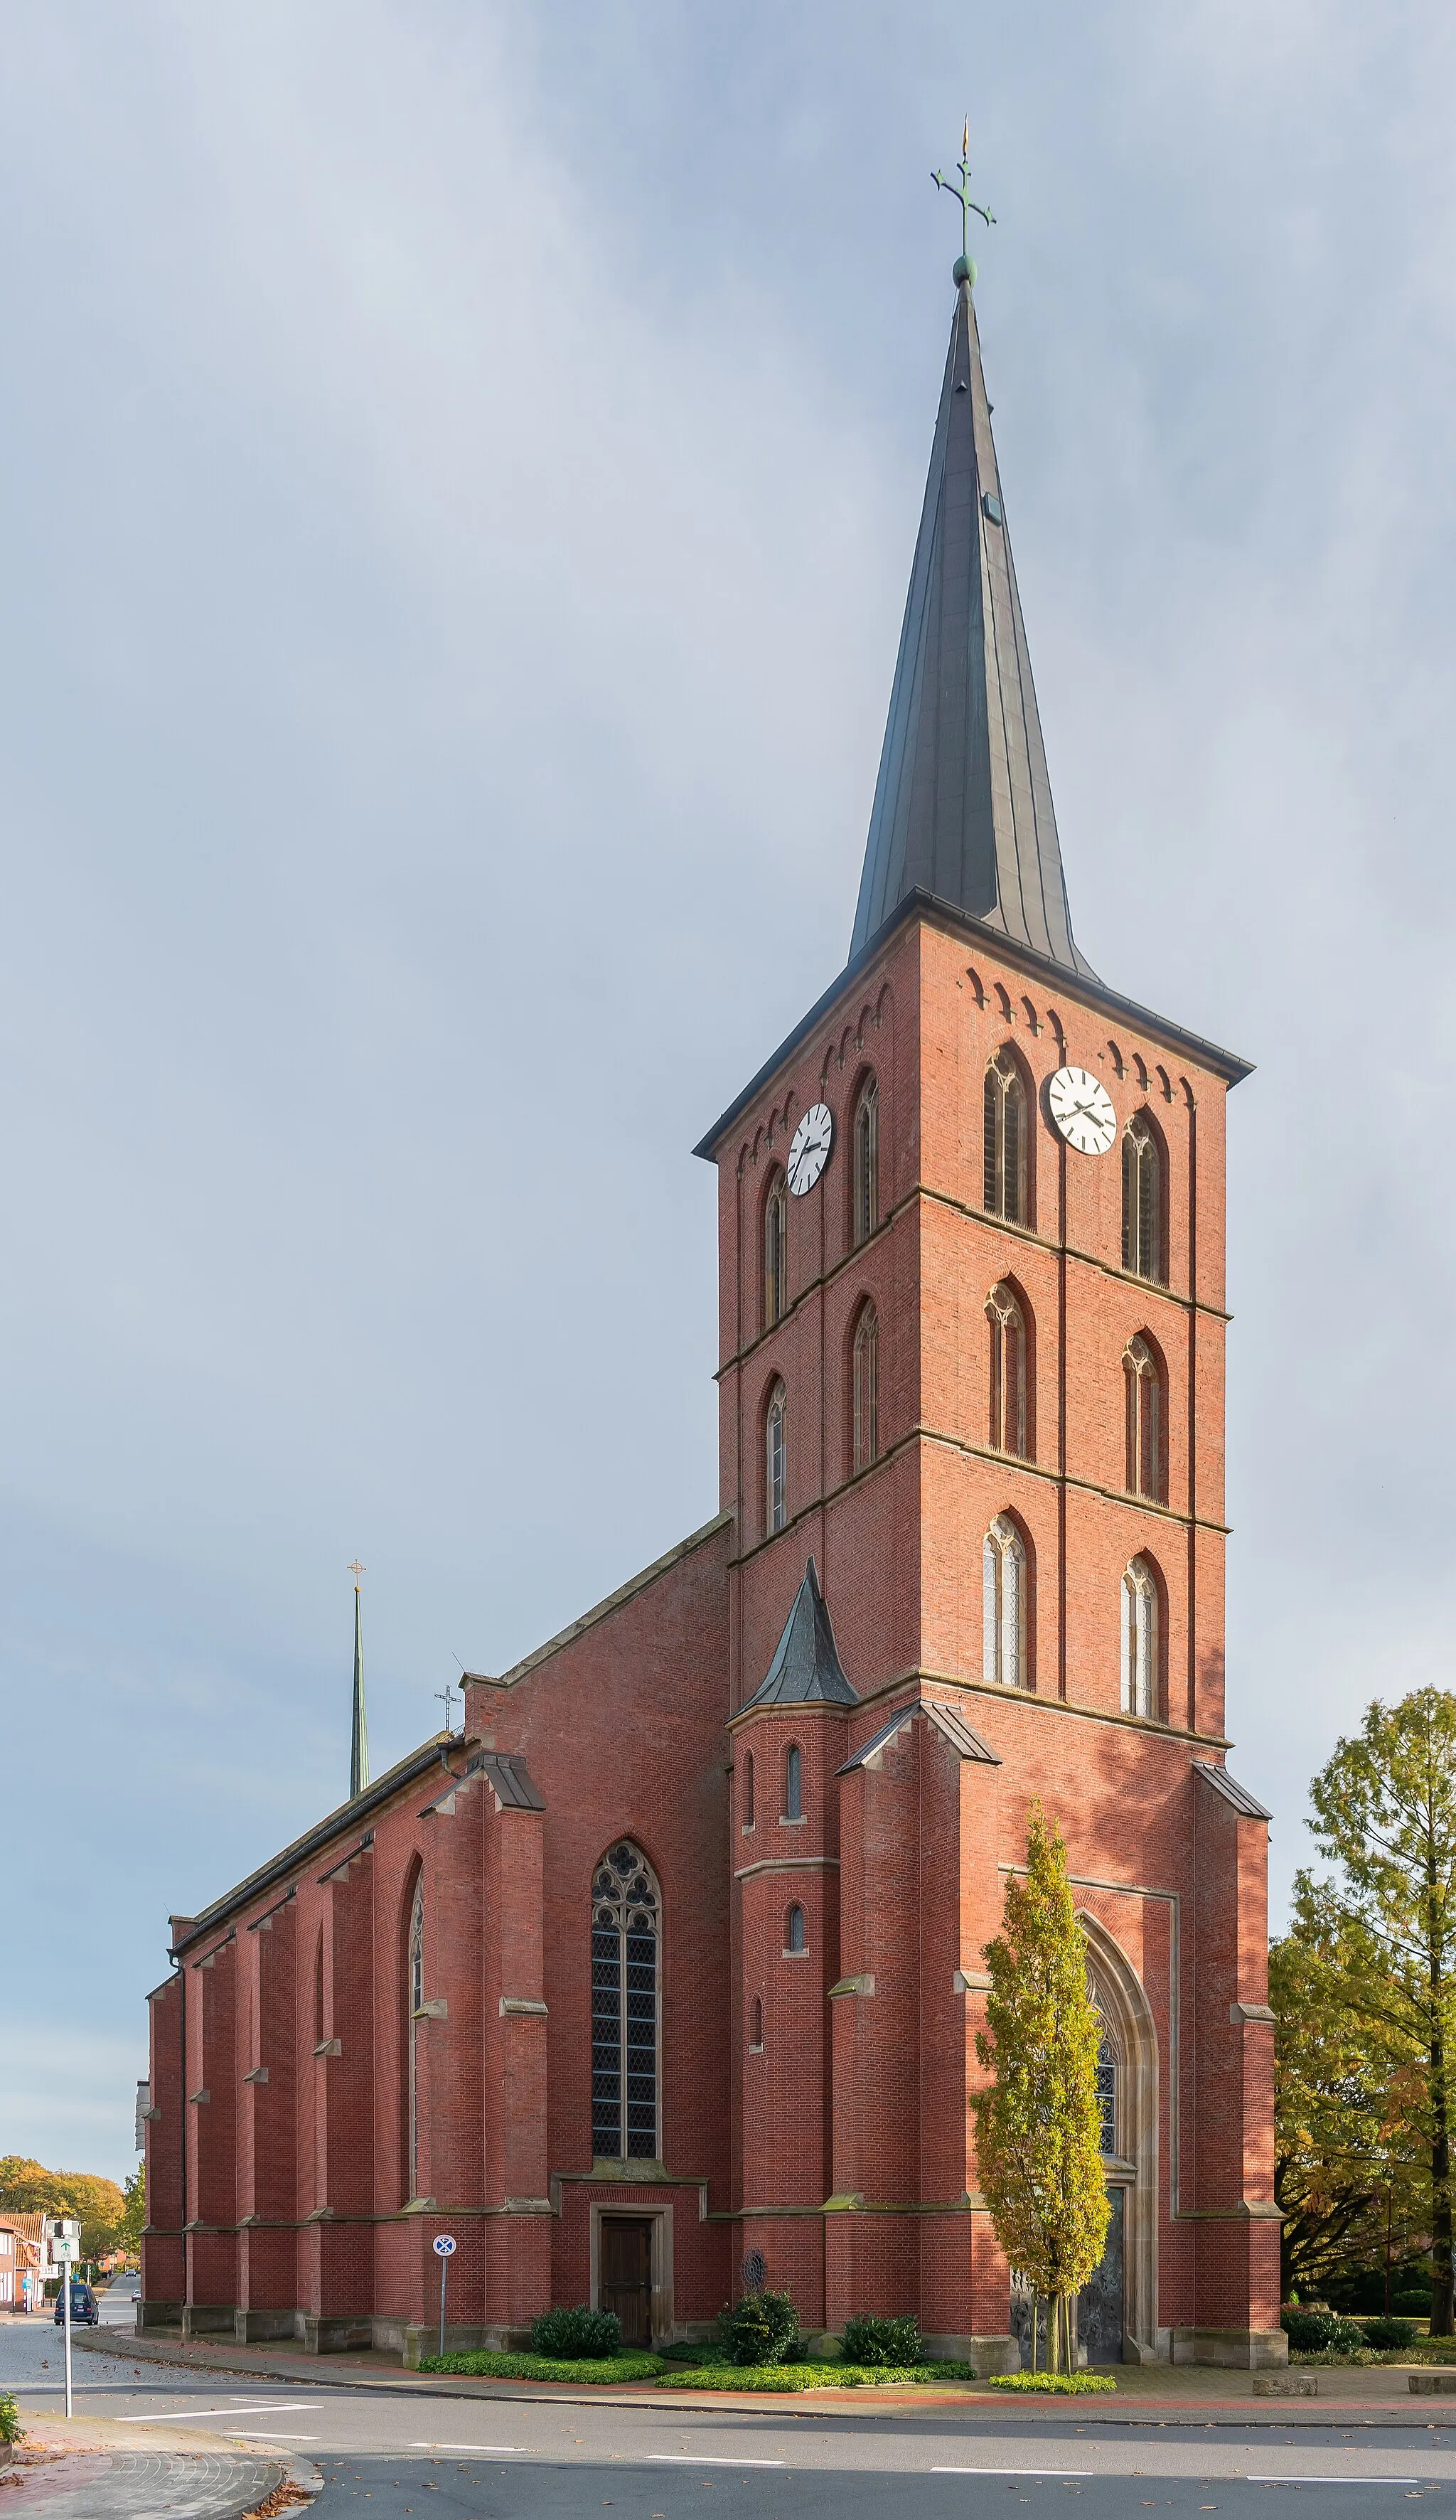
xmin=850 ymin=139 xmax=1093 ymax=979
xmin=348 ymin=1561 xmax=369 ymax=1800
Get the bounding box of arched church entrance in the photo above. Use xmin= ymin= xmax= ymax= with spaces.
xmin=1078 ymin=1914 xmax=1159 ymax=2364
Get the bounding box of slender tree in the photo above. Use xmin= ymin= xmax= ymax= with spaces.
xmin=973 ymin=1803 xmax=1110 ymax=2372
xmin=1295 ymin=1687 xmax=1456 ymax=2332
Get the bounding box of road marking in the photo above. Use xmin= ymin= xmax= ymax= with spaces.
xmin=648 ymin=2456 xmax=787 ymax=2468
xmin=228 ymin=2432 xmax=319 ymax=2442
xmin=932 ymin=2470 xmax=1093 ymax=2480
xmin=411 ymin=2443 xmax=536 ymax=2455
xmin=115 ymin=2403 xmax=315 ymax=2423
xmin=1245 ymin=2482 xmax=1420 ymax=2491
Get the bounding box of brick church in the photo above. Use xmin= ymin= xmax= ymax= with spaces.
xmin=141 ymin=246 xmax=1283 ymax=2371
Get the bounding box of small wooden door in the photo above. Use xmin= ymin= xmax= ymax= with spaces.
xmin=601 ymin=2216 xmax=653 ymax=2345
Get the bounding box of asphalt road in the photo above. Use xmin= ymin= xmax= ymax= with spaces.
xmin=6 ymin=2286 xmax=1456 ymax=2517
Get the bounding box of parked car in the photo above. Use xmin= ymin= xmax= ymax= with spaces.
xmin=54 ymin=2282 xmax=98 ymax=2327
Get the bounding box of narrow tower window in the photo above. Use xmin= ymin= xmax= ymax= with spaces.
xmin=852 ymin=1302 xmax=879 ymax=1471
xmin=786 ymin=1904 xmax=806 ymax=1954
xmin=766 ymin=1381 xmax=788 ymax=1534
xmin=764 ymin=1172 xmax=788 ymax=1328
xmin=983 ymin=1054 xmax=1027 ymax=1224
xmin=1122 ymin=1118 xmax=1164 ymax=1282
xmin=591 ymin=1842 xmax=660 ymax=2162
xmin=784 ymin=1744 xmax=802 ymax=1821
xmin=982 ymin=1514 xmax=1028 ymax=1689
xmin=1123 ymin=1335 xmax=1165 ymax=1501
xmin=750 ymin=1995 xmax=764 ymax=2051
xmin=406 ymin=1879 xmax=424 ymax=2201
xmin=742 ymin=1749 xmax=755 ymax=1831
xmin=853 ymin=1077 xmax=879 ymax=1244
xmin=1121 ymin=1557 xmax=1159 ymax=1718
xmin=987 ymin=1281 xmax=1028 ymax=1458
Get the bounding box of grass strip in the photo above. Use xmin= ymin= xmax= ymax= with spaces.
xmin=418 ymin=2349 xmax=664 ymax=2383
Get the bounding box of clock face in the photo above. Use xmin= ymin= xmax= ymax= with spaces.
xmin=786 ymin=1102 xmax=835 ymax=1197
xmin=1047 ymin=1066 xmax=1118 ymax=1157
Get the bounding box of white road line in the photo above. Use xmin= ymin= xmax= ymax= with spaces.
xmin=115 ymin=2403 xmax=315 ymax=2423
xmin=932 ymin=2470 xmax=1093 ymax=2480
xmin=648 ymin=2456 xmax=788 ymax=2468
xmin=228 ymin=2432 xmax=319 ymax=2442
xmin=411 ymin=2443 xmax=536 ymax=2455
xmin=1245 ymin=2482 xmax=1420 ymax=2490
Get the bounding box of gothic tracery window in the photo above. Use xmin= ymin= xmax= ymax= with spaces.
xmin=1124 ymin=1335 xmax=1165 ymax=1501
xmin=406 ymin=1877 xmax=424 ymax=2200
xmin=987 ymin=1281 xmax=1028 ymax=1459
xmin=591 ymin=1842 xmax=660 ymax=2162
xmin=1121 ymin=1556 xmax=1158 ymax=1718
xmin=983 ymin=1513 xmax=1028 ymax=1690
xmin=766 ymin=1381 xmax=788 ymax=1534
xmin=1122 ymin=1118 xmax=1164 ymax=1283
xmin=1095 ymin=2022 xmax=1120 ymax=2156
xmin=764 ymin=1172 xmax=788 ymax=1329
xmin=983 ymin=1053 xmax=1027 ymax=1224
xmin=853 ymin=1077 xmax=879 ymax=1245
xmin=852 ymin=1302 xmax=879 ymax=1471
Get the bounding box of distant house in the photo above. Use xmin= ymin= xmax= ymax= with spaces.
xmin=0 ymin=2214 xmax=47 ymax=2310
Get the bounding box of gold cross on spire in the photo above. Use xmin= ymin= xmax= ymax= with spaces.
xmin=932 ymin=117 xmax=995 ymax=285
xmin=348 ymin=1559 xmax=365 ymax=1586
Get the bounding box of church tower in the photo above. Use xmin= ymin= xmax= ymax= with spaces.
xmin=695 ymin=245 xmax=1280 ymax=2365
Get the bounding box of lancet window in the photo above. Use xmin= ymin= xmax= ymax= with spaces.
xmin=764 ymin=1172 xmax=788 ymax=1329
xmin=406 ymin=1877 xmax=424 ymax=2200
xmin=853 ymin=1077 xmax=879 ymax=1244
xmin=1121 ymin=1556 xmax=1159 ymax=1719
xmin=591 ymin=1842 xmax=660 ymax=2162
xmin=784 ymin=1744 xmax=802 ymax=1821
xmin=983 ymin=1053 xmax=1027 ymax=1224
xmin=852 ymin=1302 xmax=879 ymax=1471
xmin=766 ymin=1381 xmax=788 ymax=1534
xmin=983 ymin=1513 xmax=1028 ymax=1690
xmin=1122 ymin=1118 xmax=1164 ymax=1283
xmin=786 ymin=1904 xmax=806 ymax=1954
xmin=987 ymin=1281 xmax=1028 ymax=1458
xmin=1123 ymin=1335 xmax=1165 ymax=1502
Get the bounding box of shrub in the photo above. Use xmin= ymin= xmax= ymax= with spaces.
xmin=717 ymin=2288 xmax=800 ymax=2366
xmin=1280 ymin=2307 xmax=1364 ymax=2356
xmin=989 ymin=2371 xmax=1117 ymax=2395
xmin=0 ymin=2394 xmax=19 ymax=2447
xmin=840 ymin=2315 xmax=924 ymax=2368
xmin=530 ymin=2305 xmax=621 ymax=2360
xmin=1363 ymin=2316 xmax=1419 ymax=2350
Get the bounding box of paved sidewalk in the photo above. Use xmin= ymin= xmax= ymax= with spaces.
xmin=1 ymin=2415 xmax=318 ymax=2516
xmin=76 ymin=2326 xmax=1456 ymax=2427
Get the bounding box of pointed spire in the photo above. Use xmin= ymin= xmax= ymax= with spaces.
xmin=850 ymin=269 xmax=1095 ymax=978
xmin=348 ymin=1561 xmax=369 ymax=1799
xmin=743 ymin=1559 xmax=859 ymax=1709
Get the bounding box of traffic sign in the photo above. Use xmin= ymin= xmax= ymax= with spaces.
xmin=432 ymin=2233 xmax=456 ymax=2257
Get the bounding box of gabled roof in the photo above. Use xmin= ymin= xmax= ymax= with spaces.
xmin=1194 ymin=1760 xmax=1273 ymax=1822
xmin=837 ymin=1697 xmax=1001 ymax=1775
xmin=851 ymin=274 xmax=1091 ymax=976
xmin=743 ymin=1559 xmax=858 ymax=1710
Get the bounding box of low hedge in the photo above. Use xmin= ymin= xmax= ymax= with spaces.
xmin=418 ymin=2349 xmax=663 ymax=2384
xmin=656 ymin=2361 xmax=977 ymax=2392
xmin=989 ymin=2371 xmax=1118 ymax=2395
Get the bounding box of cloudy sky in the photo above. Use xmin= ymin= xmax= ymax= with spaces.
xmin=2 ymin=2 xmax=1454 ymax=2182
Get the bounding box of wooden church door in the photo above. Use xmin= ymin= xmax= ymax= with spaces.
xmin=601 ymin=2216 xmax=653 ymax=2344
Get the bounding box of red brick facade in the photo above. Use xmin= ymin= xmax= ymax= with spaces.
xmin=142 ymin=896 xmax=1281 ymax=2369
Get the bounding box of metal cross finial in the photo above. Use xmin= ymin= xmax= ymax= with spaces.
xmin=436 ymin=1679 xmax=460 ymax=1735
xmin=932 ymin=118 xmax=995 ymax=284
xmin=348 ymin=1559 xmax=365 ymax=1586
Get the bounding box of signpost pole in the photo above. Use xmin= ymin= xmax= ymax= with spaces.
xmin=431 ymin=2233 xmax=456 ymax=2362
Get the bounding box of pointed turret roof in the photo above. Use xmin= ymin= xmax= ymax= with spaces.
xmin=850 ymin=275 xmax=1093 ymax=978
xmin=743 ymin=1559 xmax=858 ymax=1710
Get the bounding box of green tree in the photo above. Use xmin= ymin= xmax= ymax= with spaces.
xmin=120 ymin=2167 xmax=146 ymax=2260
xmin=973 ymin=1803 xmax=1110 ymax=2373
xmin=1293 ymin=1687 xmax=1456 ymax=2333
xmin=1270 ymin=1921 xmax=1426 ymax=2300
xmin=0 ymin=2156 xmax=127 ymax=2261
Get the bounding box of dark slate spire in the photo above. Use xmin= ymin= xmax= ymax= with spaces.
xmin=744 ymin=1559 xmax=859 ymax=1709
xmin=850 ymin=275 xmax=1094 ymax=977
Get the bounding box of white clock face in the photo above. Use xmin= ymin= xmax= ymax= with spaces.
xmin=786 ymin=1102 xmax=835 ymax=1197
xmin=1047 ymin=1066 xmax=1118 ymax=1157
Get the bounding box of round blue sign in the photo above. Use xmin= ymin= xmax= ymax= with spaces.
xmin=432 ymin=2234 xmax=457 ymax=2257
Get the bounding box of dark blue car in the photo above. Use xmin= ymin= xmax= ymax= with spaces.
xmin=54 ymin=2281 xmax=97 ymax=2327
